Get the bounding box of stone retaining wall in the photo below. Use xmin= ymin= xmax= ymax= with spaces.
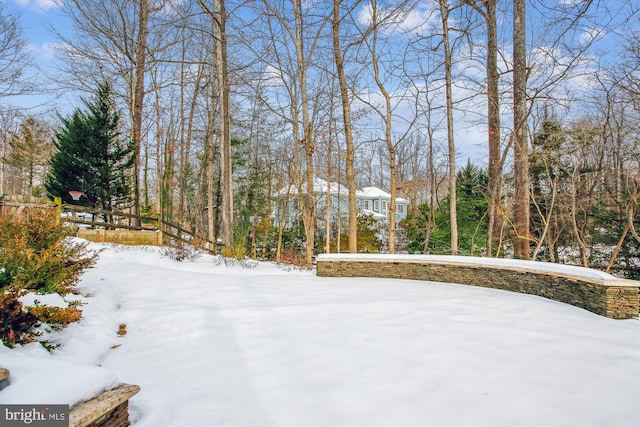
xmin=69 ymin=384 xmax=140 ymax=427
xmin=316 ymin=254 xmax=639 ymax=319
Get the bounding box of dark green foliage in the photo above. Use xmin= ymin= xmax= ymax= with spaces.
xmin=276 ymin=219 xmax=306 ymax=253
xmin=407 ymin=162 xmax=488 ymax=255
xmin=330 ymin=213 xmax=383 ymax=253
xmin=405 ymin=202 xmax=431 ymax=253
xmin=234 ymin=146 xmax=271 ymax=250
xmin=529 ymin=118 xmax=572 ymax=260
xmin=355 ymin=213 xmax=383 ymax=253
xmin=45 ymin=82 xmax=134 ymax=211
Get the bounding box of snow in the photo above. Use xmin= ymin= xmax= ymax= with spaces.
xmin=359 ymin=186 xmax=408 ymax=203
xmin=1 ymin=242 xmax=638 ymax=427
xmin=360 ymin=209 xmax=387 ymax=220
xmin=273 ymin=177 xmax=349 ymax=197
xmin=317 ymin=253 xmax=626 ymax=283
xmin=19 ymin=292 xmax=72 ymax=308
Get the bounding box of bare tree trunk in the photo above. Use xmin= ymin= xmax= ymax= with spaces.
xmin=332 ymin=0 xmax=358 ymax=253
xmin=423 ymin=129 xmax=436 ymax=254
xmin=326 ymin=114 xmax=334 ymax=253
xmin=370 ymin=0 xmax=397 ymax=253
xmin=466 ymin=0 xmax=501 ymax=256
xmin=153 ymin=82 xmax=164 ymax=222
xmin=206 ymin=100 xmax=217 ymax=246
xmin=571 ymin=167 xmax=589 ymax=267
xmin=513 ymin=0 xmax=530 ymax=259
xmin=131 ymin=0 xmax=150 ymax=226
xmin=179 ymin=65 xmax=202 ymax=226
xmin=485 ymin=0 xmax=502 ymax=257
xmin=276 ymin=185 xmax=292 ymax=263
xmin=197 ymin=0 xmax=233 ymax=248
xmin=439 ymin=0 xmax=458 ymax=255
xmin=294 ymin=0 xmax=316 ymax=267
xmin=216 ymin=0 xmax=233 ymax=248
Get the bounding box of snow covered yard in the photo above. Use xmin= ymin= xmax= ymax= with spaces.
xmin=1 ymin=242 xmax=639 ymax=427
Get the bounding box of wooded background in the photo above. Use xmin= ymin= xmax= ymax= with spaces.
xmin=0 ymin=1 xmax=638 ymax=274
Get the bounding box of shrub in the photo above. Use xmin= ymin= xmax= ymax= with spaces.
xmin=0 ymin=290 xmax=38 ymax=348
xmin=221 ymin=244 xmax=246 ymax=261
xmin=161 ymin=245 xmax=201 ymax=262
xmin=0 ymin=209 xmax=97 ymax=347
xmin=280 ymin=247 xmax=307 ymax=268
xmin=0 ymin=210 xmax=96 ymax=295
xmin=28 ymin=301 xmax=84 ymax=331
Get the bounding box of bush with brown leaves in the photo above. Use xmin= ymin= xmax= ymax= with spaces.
xmin=0 ymin=210 xmax=97 ymax=348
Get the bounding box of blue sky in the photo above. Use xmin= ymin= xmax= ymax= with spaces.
xmin=4 ymin=0 xmax=74 ymax=112
xmin=6 ymin=0 xmax=638 ymax=168
xmin=11 ymin=0 xmax=64 ymax=58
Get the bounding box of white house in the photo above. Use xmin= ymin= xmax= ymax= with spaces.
xmin=272 ymin=178 xmax=408 ymax=227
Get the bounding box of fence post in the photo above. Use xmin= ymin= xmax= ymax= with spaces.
xmin=54 ymin=197 xmax=62 ymax=225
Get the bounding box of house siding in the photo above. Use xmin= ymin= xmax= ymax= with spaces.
xmin=273 ymin=179 xmax=408 ymax=226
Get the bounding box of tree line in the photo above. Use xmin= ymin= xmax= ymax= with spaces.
xmin=0 ymin=0 xmax=638 ymax=274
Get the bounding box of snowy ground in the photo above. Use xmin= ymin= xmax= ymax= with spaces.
xmin=1 ymin=242 xmax=639 ymax=427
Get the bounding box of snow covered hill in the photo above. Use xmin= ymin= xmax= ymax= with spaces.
xmin=1 ymin=242 xmax=638 ymax=426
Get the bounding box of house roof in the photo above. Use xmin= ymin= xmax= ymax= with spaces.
xmin=274 ymin=178 xmax=408 ymax=203
xmin=358 ymin=186 xmax=408 ymax=203
xmin=360 ymin=209 xmax=387 ymax=219
xmin=273 ymin=177 xmax=349 ymax=198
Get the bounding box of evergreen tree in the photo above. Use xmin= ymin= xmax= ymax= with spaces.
xmin=3 ymin=117 xmax=52 ymax=196
xmin=529 ymin=117 xmax=570 ymax=262
xmin=406 ymin=161 xmax=488 ymax=255
xmin=46 ymin=83 xmax=134 ymax=212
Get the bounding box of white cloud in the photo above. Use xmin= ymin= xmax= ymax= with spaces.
xmin=262 ymin=64 xmax=289 ymax=88
xmin=579 ymin=27 xmax=604 ymax=45
xmin=394 ymin=2 xmax=440 ymax=36
xmin=14 ymin=0 xmax=61 ymax=13
xmin=39 ymin=41 xmax=62 ymax=59
xmin=25 ymin=41 xmax=63 ymax=60
xmin=356 ymin=1 xmax=440 ymax=37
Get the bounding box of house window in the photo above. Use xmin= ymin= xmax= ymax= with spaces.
xmin=397 ymin=204 xmax=404 ymax=214
xmin=364 ymin=200 xmax=371 ymax=210
xmin=373 ymin=200 xmax=380 ymax=212
xmin=382 ymin=200 xmax=388 ymax=213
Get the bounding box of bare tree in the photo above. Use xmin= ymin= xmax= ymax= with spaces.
xmin=2 ymin=116 xmax=51 ymax=197
xmin=55 ymin=0 xmax=169 ymax=224
xmin=0 ymin=4 xmax=33 ymax=98
xmin=294 ymin=0 xmax=319 ymax=266
xmin=439 ymin=0 xmax=459 ymax=255
xmin=197 ymin=0 xmax=233 ymax=248
xmin=512 ymin=0 xmax=529 ymax=259
xmin=332 ymin=0 xmax=364 ymax=253
xmin=463 ymin=0 xmax=502 ymax=256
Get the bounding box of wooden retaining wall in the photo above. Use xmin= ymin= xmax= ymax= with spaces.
xmin=77 ymin=229 xmax=163 ymax=246
xmin=316 ymin=254 xmax=639 ymax=319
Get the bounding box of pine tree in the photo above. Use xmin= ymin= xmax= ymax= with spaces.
xmin=45 ymin=83 xmax=134 ymax=212
xmin=3 ymin=117 xmax=52 ymax=196
xmin=406 ymin=162 xmax=488 ymax=255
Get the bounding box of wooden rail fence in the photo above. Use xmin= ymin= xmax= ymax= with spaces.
xmin=0 ymin=197 xmax=219 ymax=254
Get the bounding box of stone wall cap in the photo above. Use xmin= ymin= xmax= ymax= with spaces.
xmin=69 ymin=383 xmax=140 ymax=427
xmin=316 ymin=254 xmax=639 ymax=287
